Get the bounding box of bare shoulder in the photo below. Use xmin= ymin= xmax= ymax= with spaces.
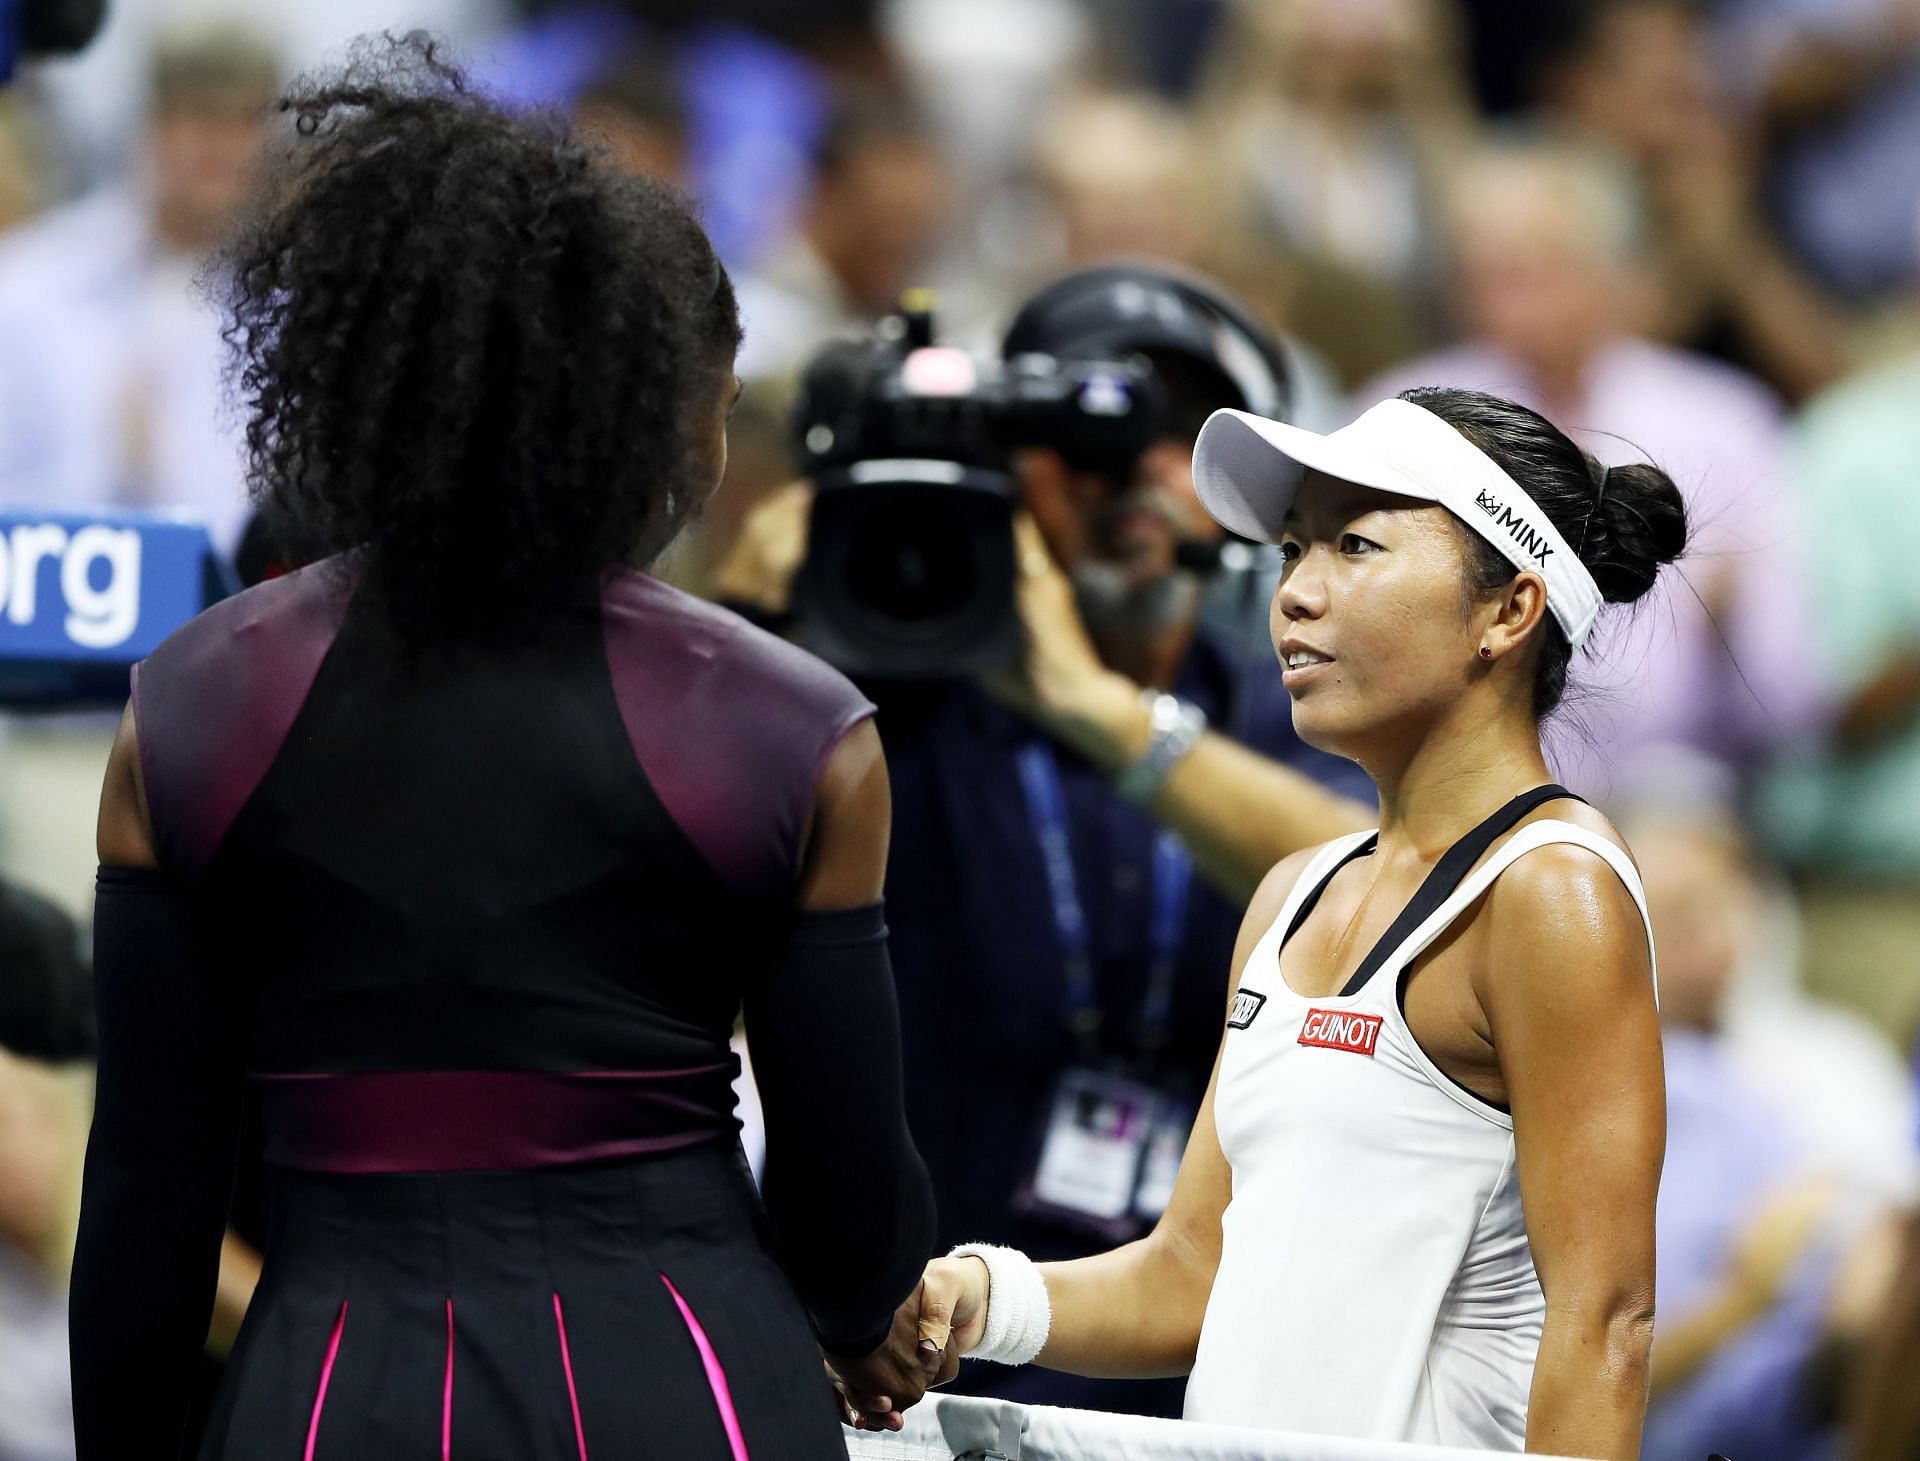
xmin=1486 ymin=839 xmax=1641 ymax=935
xmin=1520 ymin=796 xmax=1633 ymax=857
xmin=97 ymin=702 xmax=161 ymax=870
xmin=1481 ymin=804 xmax=1650 ymax=1000
xmin=1494 ymin=798 xmax=1639 ymax=911
xmin=814 ymin=715 xmax=886 ymax=801
xmin=795 ymin=717 xmax=889 ymax=909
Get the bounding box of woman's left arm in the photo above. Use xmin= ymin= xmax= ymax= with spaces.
xmin=1481 ymin=844 xmax=1665 ymax=1461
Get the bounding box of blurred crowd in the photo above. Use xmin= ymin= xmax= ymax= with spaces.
xmin=6 ymin=0 xmax=1920 ymax=1456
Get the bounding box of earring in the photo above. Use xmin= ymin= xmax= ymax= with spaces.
xmin=1478 ymin=646 xmax=1493 ymax=662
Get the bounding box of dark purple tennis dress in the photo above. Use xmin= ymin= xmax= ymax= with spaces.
xmin=119 ymin=557 xmax=906 ymax=1460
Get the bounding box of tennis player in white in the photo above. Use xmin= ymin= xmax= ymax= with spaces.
xmin=848 ymin=387 xmax=1679 ymax=1459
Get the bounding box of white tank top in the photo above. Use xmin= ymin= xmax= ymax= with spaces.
xmin=1184 ymin=817 xmax=1657 ymax=1450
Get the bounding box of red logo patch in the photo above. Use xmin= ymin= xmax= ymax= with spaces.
xmin=1297 ymin=1008 xmax=1384 ymax=1057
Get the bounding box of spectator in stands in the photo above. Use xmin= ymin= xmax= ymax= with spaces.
xmin=1013 ymin=88 xmax=1349 ymax=451
xmin=1018 ymin=91 xmax=1354 ymax=516
xmin=1709 ymin=0 xmax=1920 ymax=305
xmin=733 ymin=87 xmax=948 ymax=380
xmin=1758 ymin=344 xmax=1920 ymax=1049
xmin=0 ymin=22 xmax=278 ymax=552
xmin=1363 ymin=138 xmax=1825 ymax=802
xmin=0 ymin=1048 xmax=86 ymax=1461
xmin=575 ymin=50 xmax=689 ymax=185
xmin=0 ymin=879 xmax=265 ymax=1458
xmin=0 ymin=95 xmax=47 ymax=237
xmin=1851 ymin=1143 xmax=1920 ymax=1459
xmin=0 ymin=881 xmax=94 ymax=1461
xmin=32 ymin=0 xmax=492 ymax=190
xmin=1186 ymin=0 xmax=1473 ymax=381
xmin=476 ymin=7 xmax=890 ymax=270
xmin=1533 ymin=0 xmax=1722 ymax=177
xmin=1609 ymin=772 xmax=1911 ymax=1460
xmin=1628 ymin=751 xmax=1918 ymax=1193
xmin=670 ymin=87 xmax=950 ymax=587
xmin=1191 ymin=0 xmax=1471 ymax=296
xmin=1031 ymin=91 xmax=1201 ymax=272
xmin=1533 ymin=0 xmax=1853 ymax=402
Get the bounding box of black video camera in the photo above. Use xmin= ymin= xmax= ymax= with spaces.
xmin=789 ymin=295 xmax=1165 ymax=681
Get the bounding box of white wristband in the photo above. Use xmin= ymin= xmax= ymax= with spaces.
xmin=948 ymin=1243 xmax=1051 ymax=1366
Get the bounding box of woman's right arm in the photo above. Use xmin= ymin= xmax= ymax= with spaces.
xmin=1019 ymin=1044 xmax=1236 ymax=1377
xmin=72 ymin=705 xmax=243 ymax=1459
xmin=922 ymin=850 xmax=1316 ymax=1381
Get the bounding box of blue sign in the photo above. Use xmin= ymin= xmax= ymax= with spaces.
xmin=0 ymin=508 xmax=235 ymax=703
xmin=0 ymin=0 xmax=20 ymax=86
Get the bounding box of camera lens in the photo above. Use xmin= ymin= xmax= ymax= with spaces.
xmin=793 ymin=465 xmax=1022 ymax=680
xmin=845 ymin=502 xmax=972 ymax=622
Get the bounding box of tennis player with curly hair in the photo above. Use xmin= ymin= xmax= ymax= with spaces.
xmin=70 ymin=35 xmax=935 ymax=1460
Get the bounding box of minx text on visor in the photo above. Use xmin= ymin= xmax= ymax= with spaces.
xmin=1191 ymin=397 xmax=1603 ymax=650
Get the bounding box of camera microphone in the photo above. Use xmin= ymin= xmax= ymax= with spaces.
xmin=1175 ymin=538 xmax=1276 ymax=576
xmin=1173 ymin=540 xmax=1223 ymax=574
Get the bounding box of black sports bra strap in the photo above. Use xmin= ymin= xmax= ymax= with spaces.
xmin=1280 ymin=834 xmax=1379 ymax=949
xmin=1277 ymin=785 xmax=1585 ymax=994
xmin=1332 ymin=783 xmax=1584 ymax=997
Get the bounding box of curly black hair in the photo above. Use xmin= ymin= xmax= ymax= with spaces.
xmin=221 ymin=34 xmax=741 ymax=634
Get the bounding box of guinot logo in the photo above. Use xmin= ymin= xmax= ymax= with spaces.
xmin=1297 ymin=1007 xmax=1384 ymax=1057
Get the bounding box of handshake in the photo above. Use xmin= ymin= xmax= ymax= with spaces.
xmin=828 ymin=1255 xmax=991 ymax=1432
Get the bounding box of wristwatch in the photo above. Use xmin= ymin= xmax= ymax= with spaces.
xmin=1113 ymin=690 xmax=1208 ymax=805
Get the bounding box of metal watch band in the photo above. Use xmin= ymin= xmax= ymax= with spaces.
xmin=1113 ymin=690 xmax=1208 ymax=804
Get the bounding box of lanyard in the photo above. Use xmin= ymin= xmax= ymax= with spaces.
xmin=1015 ymin=743 xmax=1194 ymax=1063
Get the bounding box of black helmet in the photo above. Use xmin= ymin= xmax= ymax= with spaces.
xmin=1001 ymin=262 xmax=1292 ymax=425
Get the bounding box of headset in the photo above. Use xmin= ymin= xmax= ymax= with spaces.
xmin=1001 ymin=261 xmax=1294 ymax=426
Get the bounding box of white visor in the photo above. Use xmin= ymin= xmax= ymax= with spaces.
xmin=1193 ymin=397 xmax=1602 ymax=649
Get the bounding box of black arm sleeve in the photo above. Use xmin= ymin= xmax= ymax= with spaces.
xmin=71 ymin=867 xmax=241 ymax=1461
xmin=742 ymin=901 xmax=937 ymax=1358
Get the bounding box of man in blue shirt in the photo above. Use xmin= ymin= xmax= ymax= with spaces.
xmin=883 ymin=268 xmax=1372 ymax=1418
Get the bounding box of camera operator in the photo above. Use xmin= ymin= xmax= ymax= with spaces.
xmin=720 ymin=264 xmax=1373 ymax=1417
xmin=722 ymin=266 xmax=1377 ymax=898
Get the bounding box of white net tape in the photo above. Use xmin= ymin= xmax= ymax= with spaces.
xmin=843 ymin=1395 xmax=1584 ymax=1461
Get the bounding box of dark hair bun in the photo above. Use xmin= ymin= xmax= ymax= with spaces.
xmin=1584 ymin=461 xmax=1688 ymax=607
xmin=1400 ymin=384 xmax=1691 ymax=721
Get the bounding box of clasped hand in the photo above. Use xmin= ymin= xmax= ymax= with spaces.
xmin=829 ymin=1257 xmax=989 ymax=1431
